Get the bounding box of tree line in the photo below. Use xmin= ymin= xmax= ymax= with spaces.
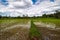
xmin=0 ymin=10 xmax=60 ymax=19
xmin=42 ymin=10 xmax=60 ymax=19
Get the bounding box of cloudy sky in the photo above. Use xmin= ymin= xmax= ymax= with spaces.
xmin=0 ymin=0 xmax=60 ymax=17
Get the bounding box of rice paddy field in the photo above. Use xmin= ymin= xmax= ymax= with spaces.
xmin=0 ymin=18 xmax=60 ymax=28
xmin=0 ymin=18 xmax=29 ymax=30
xmin=32 ymin=18 xmax=60 ymax=28
xmin=0 ymin=18 xmax=60 ymax=40
xmin=0 ymin=18 xmax=30 ymax=40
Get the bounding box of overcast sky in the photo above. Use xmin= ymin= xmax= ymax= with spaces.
xmin=0 ymin=0 xmax=60 ymax=17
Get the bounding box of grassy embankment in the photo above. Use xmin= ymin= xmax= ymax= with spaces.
xmin=29 ymin=20 xmax=41 ymax=40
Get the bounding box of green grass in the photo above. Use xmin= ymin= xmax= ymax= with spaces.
xmin=29 ymin=20 xmax=41 ymax=39
xmin=0 ymin=18 xmax=29 ymax=24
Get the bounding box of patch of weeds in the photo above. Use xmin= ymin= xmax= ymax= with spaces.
xmin=29 ymin=20 xmax=41 ymax=40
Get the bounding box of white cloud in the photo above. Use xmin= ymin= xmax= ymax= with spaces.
xmin=0 ymin=0 xmax=60 ymax=17
xmin=8 ymin=0 xmax=33 ymax=8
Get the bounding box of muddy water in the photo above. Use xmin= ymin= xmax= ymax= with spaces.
xmin=0 ymin=23 xmax=30 ymax=40
xmin=0 ymin=21 xmax=60 ymax=40
xmin=36 ymin=25 xmax=60 ymax=40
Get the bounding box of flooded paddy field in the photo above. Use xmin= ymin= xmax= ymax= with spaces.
xmin=33 ymin=18 xmax=60 ymax=28
xmin=35 ymin=22 xmax=60 ymax=40
xmin=0 ymin=26 xmax=30 ymax=40
xmin=0 ymin=18 xmax=60 ymax=40
xmin=0 ymin=18 xmax=30 ymax=40
xmin=0 ymin=18 xmax=29 ymax=30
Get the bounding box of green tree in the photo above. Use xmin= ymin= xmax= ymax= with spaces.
xmin=54 ymin=10 xmax=60 ymax=18
xmin=0 ymin=15 xmax=2 ymax=18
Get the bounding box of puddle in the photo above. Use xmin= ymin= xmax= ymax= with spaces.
xmin=34 ymin=22 xmax=56 ymax=29
xmin=43 ymin=36 xmax=50 ymax=40
xmin=42 ymin=33 xmax=60 ymax=40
